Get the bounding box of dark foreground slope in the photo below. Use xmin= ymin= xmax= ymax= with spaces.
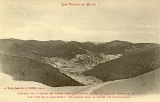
xmin=94 ymin=68 xmax=160 ymax=94
xmin=84 ymin=46 xmax=160 ymax=82
xmin=0 ymin=54 xmax=82 ymax=87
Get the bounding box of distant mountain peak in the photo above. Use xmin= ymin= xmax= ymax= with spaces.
xmin=107 ymin=40 xmax=133 ymax=46
xmin=110 ymin=40 xmax=132 ymax=43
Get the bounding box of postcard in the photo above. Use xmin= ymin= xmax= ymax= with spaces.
xmin=0 ymin=0 xmax=160 ymax=102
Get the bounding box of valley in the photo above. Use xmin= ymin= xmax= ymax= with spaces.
xmin=0 ymin=38 xmax=160 ymax=88
xmin=43 ymin=50 xmax=123 ymax=85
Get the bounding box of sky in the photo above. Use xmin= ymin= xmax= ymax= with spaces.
xmin=0 ymin=0 xmax=160 ymax=43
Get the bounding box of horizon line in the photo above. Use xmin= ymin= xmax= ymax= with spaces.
xmin=0 ymin=38 xmax=159 ymax=44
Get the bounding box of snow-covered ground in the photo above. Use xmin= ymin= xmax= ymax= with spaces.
xmin=74 ymin=68 xmax=160 ymax=95
xmin=1 ymin=69 xmax=160 ymax=102
xmin=0 ymin=71 xmax=87 ymax=102
xmin=93 ymin=68 xmax=160 ymax=95
xmin=43 ymin=53 xmax=123 ymax=85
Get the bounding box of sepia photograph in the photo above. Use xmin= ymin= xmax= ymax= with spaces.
xmin=0 ymin=0 xmax=160 ymax=102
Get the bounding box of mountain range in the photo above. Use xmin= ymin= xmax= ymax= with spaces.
xmin=0 ymin=38 xmax=160 ymax=87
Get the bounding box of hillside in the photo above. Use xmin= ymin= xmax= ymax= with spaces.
xmin=77 ymin=68 xmax=160 ymax=95
xmin=0 ymin=70 xmax=160 ymax=102
xmin=93 ymin=40 xmax=134 ymax=55
xmin=0 ymin=39 xmax=130 ymax=85
xmin=1 ymin=38 xmax=154 ymax=60
xmin=93 ymin=68 xmax=160 ymax=94
xmin=0 ymin=38 xmax=160 ymax=86
xmin=83 ymin=46 xmax=160 ymax=82
xmin=0 ymin=39 xmax=134 ymax=60
xmin=0 ymin=53 xmax=82 ymax=87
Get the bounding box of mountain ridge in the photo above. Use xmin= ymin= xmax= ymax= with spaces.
xmin=0 ymin=38 xmax=160 ymax=87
